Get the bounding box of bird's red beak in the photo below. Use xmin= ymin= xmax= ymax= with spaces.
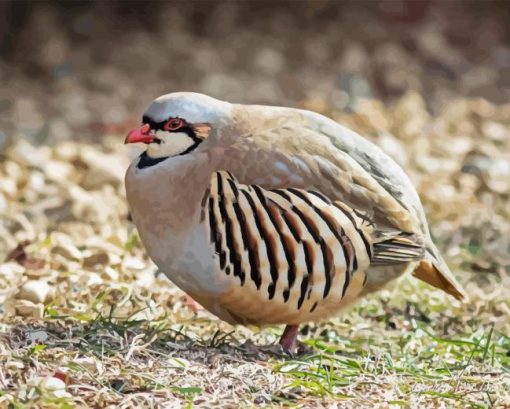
xmin=125 ymin=124 xmax=155 ymax=144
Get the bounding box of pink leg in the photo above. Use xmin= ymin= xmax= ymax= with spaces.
xmin=184 ymin=295 xmax=203 ymax=313
xmin=279 ymin=325 xmax=299 ymax=354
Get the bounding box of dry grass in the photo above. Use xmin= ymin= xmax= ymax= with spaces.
xmin=1 ymin=268 xmax=509 ymax=408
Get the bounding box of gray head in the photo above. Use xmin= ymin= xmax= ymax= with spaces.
xmin=125 ymin=92 xmax=232 ymax=161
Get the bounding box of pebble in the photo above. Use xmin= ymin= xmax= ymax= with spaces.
xmin=86 ymin=236 xmax=125 ymax=255
xmin=28 ymin=330 xmax=49 ymax=344
xmin=52 ymin=243 xmax=83 ymax=261
xmin=483 ymin=121 xmax=510 ymax=142
xmin=123 ymin=256 xmax=146 ymax=271
xmin=74 ymin=356 xmax=102 ymax=374
xmin=83 ymin=252 xmax=110 ymax=268
xmin=17 ymin=280 xmax=55 ymax=304
xmin=25 ymin=269 xmax=55 ymax=280
xmin=79 ymin=146 xmax=126 ymax=189
xmin=54 ymin=141 xmax=80 ymax=162
xmin=14 ymin=299 xmax=45 ymax=319
xmin=378 ymin=133 xmax=408 ymax=167
xmin=484 ymin=158 xmax=510 ymax=193
xmin=29 ymin=376 xmax=71 ymax=398
xmin=136 ymin=270 xmax=155 ymax=289
xmin=102 ymin=266 xmax=119 ymax=281
xmin=0 ymin=191 xmax=7 ymax=213
xmin=0 ymin=262 xmax=25 ymax=280
xmin=43 ymin=160 xmax=74 ymax=183
xmin=0 ymin=178 xmax=17 ymax=198
xmin=4 ymin=160 xmax=25 ymax=183
xmin=12 ymin=140 xmax=51 ymax=168
xmin=86 ymin=272 xmax=103 ymax=286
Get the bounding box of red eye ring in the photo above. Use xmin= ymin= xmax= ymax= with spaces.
xmin=164 ymin=118 xmax=184 ymax=131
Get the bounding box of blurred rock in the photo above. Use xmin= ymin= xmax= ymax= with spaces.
xmin=482 ymin=121 xmax=510 ymax=142
xmin=377 ymin=133 xmax=408 ymax=167
xmin=482 ymin=157 xmax=510 ymax=193
xmin=12 ymin=140 xmax=51 ymax=168
xmin=337 ymin=73 xmax=372 ymax=111
xmin=43 ymin=160 xmax=74 ymax=183
xmin=17 ymin=280 xmax=55 ymax=304
xmin=0 ymin=262 xmax=25 ymax=289
xmin=253 ymin=48 xmax=284 ymax=75
xmin=102 ymin=266 xmax=119 ymax=281
xmin=463 ymin=153 xmax=510 ymax=193
xmin=0 ymin=192 xmax=7 ymax=213
xmin=27 ymin=330 xmax=49 ymax=344
xmin=85 ymin=272 xmax=103 ymax=286
xmin=13 ymin=98 xmax=44 ymax=140
xmin=28 ymin=376 xmax=71 ymax=399
xmin=83 ymin=252 xmax=110 ymax=268
xmin=136 ymin=270 xmax=156 ymax=289
xmin=14 ymin=299 xmax=44 ymax=319
xmin=73 ymin=356 xmax=103 ymax=375
xmin=52 ymin=243 xmax=82 ymax=261
xmin=79 ymin=146 xmax=126 ymax=189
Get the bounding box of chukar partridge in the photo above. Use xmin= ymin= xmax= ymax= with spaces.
xmin=125 ymin=92 xmax=467 ymax=353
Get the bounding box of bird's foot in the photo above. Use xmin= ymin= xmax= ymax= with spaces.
xmin=184 ymin=295 xmax=203 ymax=313
xmin=239 ymin=326 xmax=312 ymax=358
xmin=278 ymin=325 xmax=311 ymax=356
xmin=279 ymin=324 xmax=299 ymax=354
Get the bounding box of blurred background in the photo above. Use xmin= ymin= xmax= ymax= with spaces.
xmin=1 ymin=0 xmax=510 ymax=145
xmin=1 ymin=2 xmax=509 ymax=407
xmin=1 ymin=0 xmax=510 ymax=301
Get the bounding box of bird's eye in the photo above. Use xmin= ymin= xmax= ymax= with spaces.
xmin=164 ymin=118 xmax=184 ymax=131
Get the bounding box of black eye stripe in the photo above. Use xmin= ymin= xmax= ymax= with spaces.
xmin=141 ymin=116 xmax=201 ymax=144
xmin=141 ymin=117 xmax=163 ymax=130
xmin=142 ymin=116 xmax=189 ymax=131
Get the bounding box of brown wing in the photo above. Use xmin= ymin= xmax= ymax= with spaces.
xmin=218 ymin=114 xmax=467 ymax=302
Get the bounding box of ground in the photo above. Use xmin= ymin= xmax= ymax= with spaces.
xmin=1 ymin=96 xmax=509 ymax=407
xmin=1 ymin=2 xmax=510 ymax=408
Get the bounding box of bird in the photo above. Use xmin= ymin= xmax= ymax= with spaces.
xmin=124 ymin=92 xmax=467 ymax=353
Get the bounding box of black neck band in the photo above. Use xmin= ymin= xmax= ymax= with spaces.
xmin=136 ymin=139 xmax=203 ymax=170
xmin=137 ymin=151 xmax=170 ymax=169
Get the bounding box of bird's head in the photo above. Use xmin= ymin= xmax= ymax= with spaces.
xmin=125 ymin=92 xmax=232 ymax=160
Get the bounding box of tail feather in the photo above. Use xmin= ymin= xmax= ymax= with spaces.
xmin=371 ymin=231 xmax=468 ymax=302
xmin=372 ymin=232 xmax=425 ymax=264
xmin=413 ymin=249 xmax=468 ymax=302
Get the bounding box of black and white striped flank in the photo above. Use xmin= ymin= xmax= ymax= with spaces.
xmin=205 ymin=171 xmax=379 ymax=313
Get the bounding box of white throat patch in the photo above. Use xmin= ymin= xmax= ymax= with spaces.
xmin=146 ymin=131 xmax=196 ymax=158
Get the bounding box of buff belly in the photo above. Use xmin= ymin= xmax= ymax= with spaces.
xmin=211 ymin=269 xmax=367 ymax=326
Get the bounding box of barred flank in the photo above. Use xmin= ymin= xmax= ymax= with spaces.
xmin=205 ymin=171 xmax=421 ymax=313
